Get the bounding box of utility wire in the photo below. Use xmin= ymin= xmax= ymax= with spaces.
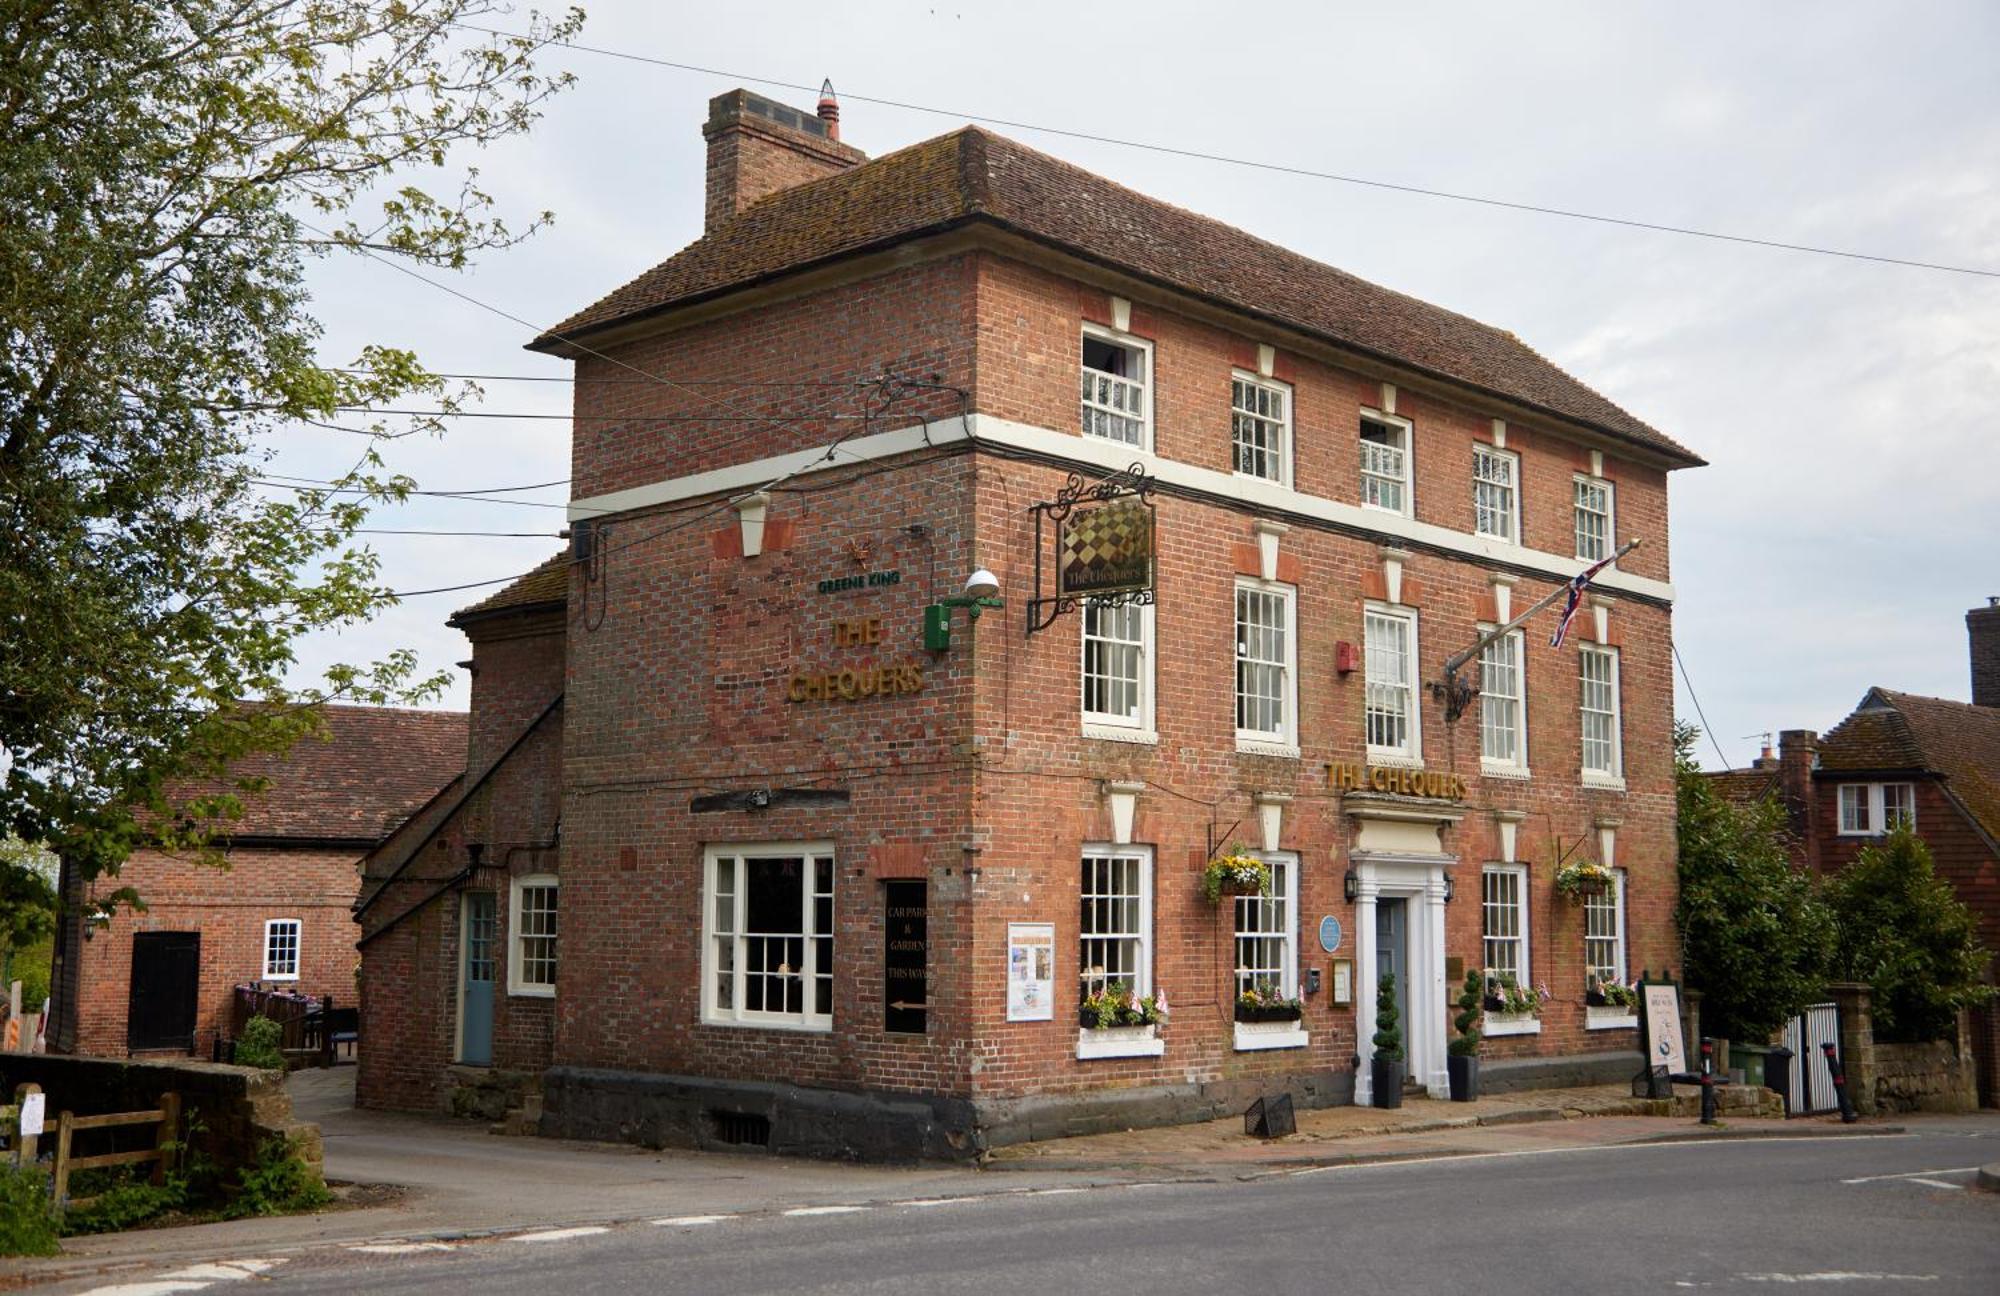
xmin=320 ymin=367 xmax=869 ymax=387
xmin=1671 ymin=640 xmax=1735 ymax=770
xmin=465 ymin=24 xmax=2000 ymax=281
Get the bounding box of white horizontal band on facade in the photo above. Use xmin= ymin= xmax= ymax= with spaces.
xmin=567 ymin=413 xmax=1676 ymax=605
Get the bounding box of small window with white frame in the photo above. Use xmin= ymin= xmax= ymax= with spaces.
xmin=1479 ymin=627 xmax=1527 ymax=771
xmin=1080 ymin=325 xmax=1151 ymax=449
xmin=262 ymin=919 xmax=300 ymax=981
xmin=1579 ymin=644 xmax=1622 ymax=782
xmin=1231 ymin=374 xmax=1291 ymax=485
xmin=1081 ymin=601 xmax=1153 ymax=736
xmin=1234 ymin=851 xmax=1298 ymax=1000
xmin=1364 ymin=605 xmax=1420 ymax=759
xmin=1359 ymin=414 xmax=1412 ymax=514
xmin=1080 ymin=847 xmax=1153 ymax=1001
xmin=1574 ymin=475 xmax=1615 ymax=562
xmin=1837 ymin=782 xmax=1917 ymax=835
xmin=508 ymin=875 xmax=558 ymax=997
xmin=1234 ymin=579 xmax=1297 ymax=750
xmin=1474 ymin=444 xmax=1519 ymax=542
xmin=704 ymin=845 xmax=835 ymax=1029
xmin=1481 ymin=866 xmax=1528 ymax=995
xmin=1584 ymin=870 xmax=1627 ymax=988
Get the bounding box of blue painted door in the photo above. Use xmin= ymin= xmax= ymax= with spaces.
xmin=459 ymin=893 xmax=497 ymax=1065
xmin=1376 ymin=898 xmax=1409 ymax=1078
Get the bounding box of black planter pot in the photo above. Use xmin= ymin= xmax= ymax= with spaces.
xmin=1370 ymin=1057 xmax=1404 ymax=1109
xmin=1448 ymin=1053 xmax=1480 ymax=1102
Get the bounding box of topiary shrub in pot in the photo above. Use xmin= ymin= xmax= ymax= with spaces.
xmin=1448 ymin=967 xmax=1483 ymax=1102
xmin=1371 ymin=972 xmax=1404 ymax=1109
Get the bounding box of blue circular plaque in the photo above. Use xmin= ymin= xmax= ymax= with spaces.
xmin=1317 ymin=916 xmax=1343 ymax=953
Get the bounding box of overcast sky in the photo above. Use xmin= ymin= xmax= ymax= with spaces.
xmin=279 ymin=1 xmax=2000 ymax=769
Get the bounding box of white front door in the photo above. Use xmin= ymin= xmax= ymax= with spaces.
xmin=1353 ymin=854 xmax=1452 ymax=1102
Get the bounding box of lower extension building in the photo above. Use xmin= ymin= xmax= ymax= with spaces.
xmin=355 ymin=87 xmax=1704 ymax=1157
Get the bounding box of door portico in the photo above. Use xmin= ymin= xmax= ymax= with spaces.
xmin=1346 ymin=793 xmax=1463 ymax=1104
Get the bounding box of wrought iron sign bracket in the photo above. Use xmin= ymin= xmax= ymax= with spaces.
xmin=1026 ymin=463 xmax=1157 ymax=637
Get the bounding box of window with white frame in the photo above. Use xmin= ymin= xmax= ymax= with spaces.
xmin=1359 ymin=415 xmax=1411 ymax=513
xmin=262 ymin=919 xmax=300 ymax=981
xmin=1234 ymin=852 xmax=1297 ymax=999
xmin=1481 ymin=867 xmax=1528 ymax=994
xmin=1574 ymin=476 xmax=1615 ymax=561
xmin=1364 ymin=606 xmax=1419 ymax=757
xmin=509 ymin=875 xmax=558 ymax=996
xmin=1231 ymin=375 xmax=1290 ymax=484
xmin=1579 ymin=644 xmax=1622 ymax=780
xmin=1080 ymin=326 xmax=1151 ymax=448
xmin=1080 ymin=848 xmax=1152 ymax=1001
xmin=1837 ymin=782 xmax=1917 ymax=835
xmin=705 ymin=846 xmax=834 ymax=1029
xmin=1480 ymin=628 xmax=1526 ymax=768
xmin=1473 ymin=445 xmax=1519 ymax=542
xmin=1584 ymin=870 xmax=1627 ymax=988
xmin=1081 ymin=601 xmax=1152 ymax=733
xmin=1234 ymin=580 xmax=1296 ymax=747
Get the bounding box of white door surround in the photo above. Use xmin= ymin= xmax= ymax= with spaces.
xmin=1352 ymin=851 xmax=1454 ymax=1102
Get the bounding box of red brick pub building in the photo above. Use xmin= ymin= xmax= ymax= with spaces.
xmin=49 ymin=705 xmax=466 ymax=1059
xmin=357 ymin=89 xmax=1703 ymax=1158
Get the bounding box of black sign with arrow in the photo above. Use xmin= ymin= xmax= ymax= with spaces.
xmin=884 ymin=879 xmax=928 ymax=1034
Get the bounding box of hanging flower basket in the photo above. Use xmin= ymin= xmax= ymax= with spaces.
xmin=1202 ymin=849 xmax=1272 ymax=904
xmin=1553 ymin=859 xmax=1614 ymax=904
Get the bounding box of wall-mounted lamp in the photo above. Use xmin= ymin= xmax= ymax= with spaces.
xmin=82 ymin=903 xmax=113 ymax=941
xmin=1343 ymin=870 xmax=1357 ymax=903
xmin=1442 ymin=874 xmax=1455 ymax=904
xmin=924 ymin=568 xmax=1005 ymax=650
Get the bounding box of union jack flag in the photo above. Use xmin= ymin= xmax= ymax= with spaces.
xmin=1550 ymin=552 xmax=1619 ymax=649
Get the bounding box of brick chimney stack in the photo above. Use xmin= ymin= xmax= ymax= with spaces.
xmin=702 ymin=87 xmax=865 ymax=233
xmin=1970 ymin=597 xmax=2000 ymax=708
xmin=1777 ymin=729 xmax=1819 ymax=871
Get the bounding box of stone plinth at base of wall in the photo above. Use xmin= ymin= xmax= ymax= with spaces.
xmin=541 ymin=1065 xmax=1352 ymax=1163
xmin=1478 ymin=1050 xmax=1639 ymax=1095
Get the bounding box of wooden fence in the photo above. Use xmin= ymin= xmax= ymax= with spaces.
xmin=50 ymin=1093 xmax=181 ymax=1214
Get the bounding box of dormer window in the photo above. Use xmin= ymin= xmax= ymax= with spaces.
xmin=1080 ymin=326 xmax=1151 ymax=449
xmin=1360 ymin=415 xmax=1411 ymax=514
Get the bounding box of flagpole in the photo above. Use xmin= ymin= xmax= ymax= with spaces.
xmin=1436 ymin=538 xmax=1642 ymax=715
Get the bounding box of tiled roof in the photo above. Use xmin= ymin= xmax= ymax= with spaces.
xmin=449 ymin=553 xmax=568 ymax=624
xmin=536 ymin=128 xmax=1700 ymax=466
xmin=1702 ymin=767 xmax=1780 ymax=811
xmin=1821 ymin=688 xmax=2000 ymax=844
xmin=191 ymin=705 xmax=468 ymax=843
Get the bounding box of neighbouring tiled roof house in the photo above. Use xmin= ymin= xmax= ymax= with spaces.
xmin=48 ymin=705 xmax=467 ymax=1058
xmin=1704 ymin=598 xmax=2000 ymax=1104
xmin=358 ymin=86 xmax=1704 ymax=1155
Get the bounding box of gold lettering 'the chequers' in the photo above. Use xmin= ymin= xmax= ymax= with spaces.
xmin=1328 ymin=761 xmax=1467 ymax=801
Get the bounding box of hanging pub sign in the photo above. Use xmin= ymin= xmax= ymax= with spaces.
xmin=1027 ymin=463 xmax=1156 ymax=634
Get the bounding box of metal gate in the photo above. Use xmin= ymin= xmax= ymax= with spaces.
xmin=1782 ymin=1002 xmax=1840 ymax=1115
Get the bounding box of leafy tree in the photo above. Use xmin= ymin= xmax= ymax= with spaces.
xmin=1675 ymin=723 xmax=1833 ymax=1041
xmin=1823 ymin=826 xmax=1993 ymax=1043
xmin=0 ymin=3 xmax=582 ymax=911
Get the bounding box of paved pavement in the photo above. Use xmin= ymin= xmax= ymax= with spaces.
xmin=3 ymin=1066 xmax=1985 ymax=1293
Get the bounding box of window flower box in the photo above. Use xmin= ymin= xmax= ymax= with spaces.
xmin=1233 ymin=1000 xmax=1305 ymax=1025
xmin=1076 ymin=1024 xmax=1164 ymax=1060
xmin=1233 ymin=1019 xmax=1308 ymax=1051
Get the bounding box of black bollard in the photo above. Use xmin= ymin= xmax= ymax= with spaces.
xmin=1704 ymin=1032 xmax=1720 ymax=1120
xmin=1820 ymin=1041 xmax=1858 ymax=1123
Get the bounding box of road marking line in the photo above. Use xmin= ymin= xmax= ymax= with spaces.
xmin=508 ymin=1226 xmax=610 ymax=1243
xmin=894 ymin=1196 xmax=982 ymax=1208
xmin=76 ymin=1284 xmax=210 ymax=1296
xmin=350 ymin=1242 xmax=456 ymax=1254
xmin=1839 ymin=1166 xmax=1978 ymax=1184
xmin=1739 ymin=1272 xmax=1937 ymax=1283
xmin=1902 ymin=1177 xmax=1965 ymax=1191
xmin=782 ymin=1205 xmax=870 ymax=1216
xmin=1022 ymin=1187 xmax=1090 ymax=1195
xmin=1285 ymin=1135 xmax=1917 ymax=1177
xmin=653 ymin=1214 xmax=735 ymax=1226
xmin=160 ymin=1259 xmax=284 ymax=1281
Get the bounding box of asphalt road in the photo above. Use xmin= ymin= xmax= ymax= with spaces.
xmin=154 ymin=1121 xmax=2000 ymax=1296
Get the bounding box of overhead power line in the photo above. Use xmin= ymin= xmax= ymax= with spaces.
xmin=462 ymin=24 xmax=2000 ymax=281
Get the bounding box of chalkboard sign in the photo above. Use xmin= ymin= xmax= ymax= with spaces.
xmin=884 ymin=880 xmax=928 ymax=1034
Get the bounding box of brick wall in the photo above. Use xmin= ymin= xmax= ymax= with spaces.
xmin=531 ymin=241 xmax=1682 ymax=1116
xmin=1810 ymin=775 xmax=2000 ymax=955
xmin=74 ymin=844 xmax=365 ymax=1059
